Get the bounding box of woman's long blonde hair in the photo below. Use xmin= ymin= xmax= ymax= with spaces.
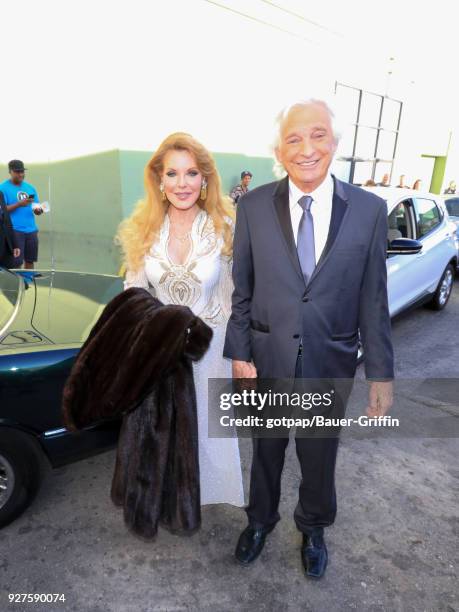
xmin=116 ymin=132 xmax=235 ymax=273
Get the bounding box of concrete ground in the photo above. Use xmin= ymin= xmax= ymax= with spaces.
xmin=1 ymin=283 xmax=458 ymax=612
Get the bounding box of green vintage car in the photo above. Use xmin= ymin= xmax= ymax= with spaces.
xmin=0 ymin=267 xmax=123 ymax=528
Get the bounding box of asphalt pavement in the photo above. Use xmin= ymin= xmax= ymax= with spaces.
xmin=1 ymin=282 xmax=458 ymax=612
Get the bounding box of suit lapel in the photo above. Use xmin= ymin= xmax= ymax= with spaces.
xmin=306 ymin=176 xmax=349 ymax=287
xmin=272 ymin=176 xmax=304 ymax=282
xmin=272 ymin=175 xmax=351 ymax=287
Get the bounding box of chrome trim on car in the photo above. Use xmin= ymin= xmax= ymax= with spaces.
xmin=0 ymin=273 xmax=25 ymax=341
xmin=43 ymin=428 xmax=67 ymax=437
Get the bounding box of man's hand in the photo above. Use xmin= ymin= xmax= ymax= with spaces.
xmin=13 ymin=248 xmax=20 ymax=258
xmin=20 ymin=198 xmax=33 ymax=207
xmin=232 ymin=360 xmax=257 ymax=379
xmin=367 ymin=381 xmax=393 ymax=417
xmin=33 ymin=205 xmax=43 ymax=215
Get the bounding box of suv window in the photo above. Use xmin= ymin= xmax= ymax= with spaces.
xmin=415 ymin=198 xmax=442 ymax=238
xmin=445 ymin=197 xmax=459 ymax=217
xmin=388 ymin=200 xmax=413 ymax=241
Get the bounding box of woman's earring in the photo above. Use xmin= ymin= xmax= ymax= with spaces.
xmin=200 ymin=179 xmax=207 ymax=201
xmin=159 ymin=182 xmax=166 ymax=202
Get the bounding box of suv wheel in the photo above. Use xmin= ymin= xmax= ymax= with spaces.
xmin=427 ymin=264 xmax=454 ymax=311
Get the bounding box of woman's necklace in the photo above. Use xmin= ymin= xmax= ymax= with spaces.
xmin=170 ymin=230 xmax=190 ymax=243
xmin=168 ymin=207 xmax=198 ymax=244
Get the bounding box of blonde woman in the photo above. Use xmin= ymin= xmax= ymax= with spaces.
xmin=116 ymin=132 xmax=244 ymax=507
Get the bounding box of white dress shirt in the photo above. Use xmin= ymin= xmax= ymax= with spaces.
xmin=289 ymin=173 xmax=334 ymax=264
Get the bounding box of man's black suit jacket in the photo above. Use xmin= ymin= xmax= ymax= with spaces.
xmin=223 ymin=175 xmax=394 ymax=381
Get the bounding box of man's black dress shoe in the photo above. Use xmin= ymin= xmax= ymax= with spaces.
xmin=235 ymin=525 xmax=274 ymax=565
xmin=301 ymin=532 xmax=328 ymax=578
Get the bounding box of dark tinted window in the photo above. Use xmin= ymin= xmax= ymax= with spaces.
xmin=388 ymin=201 xmax=412 ymax=240
xmin=445 ymin=198 xmax=459 ymax=217
xmin=415 ymin=198 xmax=442 ymax=237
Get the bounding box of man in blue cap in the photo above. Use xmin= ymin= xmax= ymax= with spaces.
xmin=0 ymin=160 xmax=43 ymax=269
xmin=230 ymin=171 xmax=253 ymax=205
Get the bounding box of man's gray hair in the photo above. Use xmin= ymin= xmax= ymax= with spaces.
xmin=272 ymin=98 xmax=343 ymax=149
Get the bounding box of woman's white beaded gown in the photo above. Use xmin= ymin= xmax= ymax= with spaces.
xmin=124 ymin=210 xmax=244 ymax=506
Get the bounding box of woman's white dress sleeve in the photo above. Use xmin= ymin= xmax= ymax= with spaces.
xmin=123 ymin=266 xmax=149 ymax=291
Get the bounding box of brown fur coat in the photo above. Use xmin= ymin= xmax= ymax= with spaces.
xmin=62 ymin=287 xmax=212 ymax=538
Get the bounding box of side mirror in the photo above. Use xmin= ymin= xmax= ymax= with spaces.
xmin=387 ymin=238 xmax=423 ymax=256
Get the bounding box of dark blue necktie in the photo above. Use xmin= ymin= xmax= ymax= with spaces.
xmin=297 ymin=195 xmax=315 ymax=284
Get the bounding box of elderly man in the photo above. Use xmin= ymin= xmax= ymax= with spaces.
xmin=224 ymin=99 xmax=394 ymax=578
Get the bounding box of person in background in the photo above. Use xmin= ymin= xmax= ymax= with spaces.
xmin=364 ymin=179 xmax=376 ymax=187
xmin=444 ymin=180 xmax=456 ymax=194
xmin=0 ymin=191 xmax=20 ymax=268
xmin=377 ymin=173 xmax=391 ymax=187
xmin=0 ymin=160 xmax=43 ymax=269
xmin=396 ymin=174 xmax=408 ymax=188
xmin=230 ymin=171 xmax=252 ymax=205
xmin=412 ymin=179 xmax=422 ymax=190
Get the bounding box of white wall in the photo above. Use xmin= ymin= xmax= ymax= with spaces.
xmin=0 ymin=0 xmax=456 ymax=182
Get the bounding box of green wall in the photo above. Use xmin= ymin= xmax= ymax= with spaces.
xmin=118 ymin=150 xmax=275 ymax=217
xmin=119 ymin=150 xmax=150 ymax=218
xmin=1 ymin=150 xmax=276 ymax=275
xmin=214 ymin=153 xmax=276 ymax=193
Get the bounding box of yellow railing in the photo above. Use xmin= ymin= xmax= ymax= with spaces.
xmin=118 ymin=264 xmax=126 ymax=277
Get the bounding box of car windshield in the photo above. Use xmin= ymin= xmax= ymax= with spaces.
xmin=445 ymin=198 xmax=459 ymax=217
xmin=0 ymin=268 xmax=21 ymax=333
